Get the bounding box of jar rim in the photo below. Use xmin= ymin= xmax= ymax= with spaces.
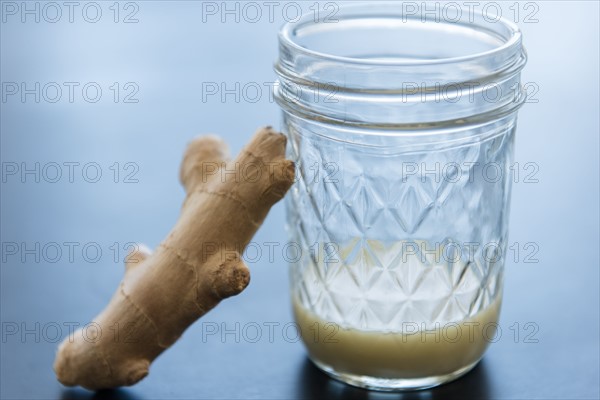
xmin=274 ymin=2 xmax=527 ymax=128
xmin=278 ymin=2 xmax=522 ymax=69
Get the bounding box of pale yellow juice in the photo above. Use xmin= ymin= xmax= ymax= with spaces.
xmin=293 ymin=294 xmax=501 ymax=379
xmin=291 ymin=239 xmax=503 ymax=380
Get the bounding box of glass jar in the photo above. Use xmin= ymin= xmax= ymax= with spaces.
xmin=274 ymin=3 xmax=526 ymax=391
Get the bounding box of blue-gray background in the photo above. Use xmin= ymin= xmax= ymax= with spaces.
xmin=1 ymin=1 xmax=599 ymax=399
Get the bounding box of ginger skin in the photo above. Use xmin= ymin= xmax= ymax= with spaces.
xmin=53 ymin=127 xmax=295 ymax=390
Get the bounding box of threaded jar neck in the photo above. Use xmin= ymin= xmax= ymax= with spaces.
xmin=274 ymin=2 xmax=527 ymax=129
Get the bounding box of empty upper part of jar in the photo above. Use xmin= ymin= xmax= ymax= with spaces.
xmin=274 ymin=2 xmax=527 ymax=127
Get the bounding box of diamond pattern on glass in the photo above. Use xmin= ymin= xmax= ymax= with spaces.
xmin=287 ymin=125 xmax=514 ymax=332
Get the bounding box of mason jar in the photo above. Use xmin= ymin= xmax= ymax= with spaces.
xmin=274 ymin=2 xmax=527 ymax=391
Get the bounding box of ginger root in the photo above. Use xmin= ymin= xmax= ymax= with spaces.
xmin=53 ymin=127 xmax=295 ymax=390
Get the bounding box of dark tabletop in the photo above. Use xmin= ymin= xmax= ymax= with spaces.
xmin=1 ymin=2 xmax=599 ymax=399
